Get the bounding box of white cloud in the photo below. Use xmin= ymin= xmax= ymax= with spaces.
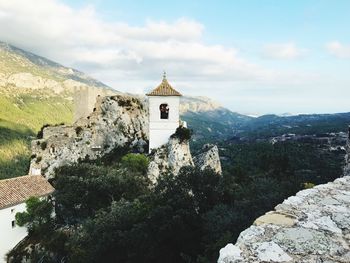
xmin=0 ymin=0 xmax=349 ymax=114
xmin=326 ymin=41 xmax=350 ymax=59
xmin=0 ymin=0 xmax=270 ymax=88
xmin=262 ymin=43 xmax=307 ymax=60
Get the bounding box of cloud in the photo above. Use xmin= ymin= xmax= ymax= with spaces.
xmin=262 ymin=43 xmax=307 ymax=60
xmin=0 ymin=0 xmax=348 ymax=115
xmin=0 ymin=0 xmax=271 ymax=88
xmin=326 ymin=41 xmax=350 ymax=59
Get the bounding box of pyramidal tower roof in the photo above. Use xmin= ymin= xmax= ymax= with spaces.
xmin=146 ymin=72 xmax=182 ymax=96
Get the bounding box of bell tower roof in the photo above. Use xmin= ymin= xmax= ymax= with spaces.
xmin=146 ymin=72 xmax=182 ymax=96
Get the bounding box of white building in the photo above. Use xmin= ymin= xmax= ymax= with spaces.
xmin=147 ymin=73 xmax=182 ymax=152
xmin=0 ymin=175 xmax=54 ymax=262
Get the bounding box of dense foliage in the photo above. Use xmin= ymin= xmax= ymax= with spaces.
xmin=15 ymin=197 xmax=54 ymax=236
xmin=10 ymin=137 xmax=345 ymax=262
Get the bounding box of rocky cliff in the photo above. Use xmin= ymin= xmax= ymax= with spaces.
xmin=0 ymin=41 xmax=108 ymax=92
xmin=218 ymin=137 xmax=350 ymax=263
xmin=29 ymin=95 xmax=148 ymax=177
xmin=193 ymin=144 xmax=222 ymax=175
xmin=147 ymin=137 xmax=194 ymax=183
xmin=147 ymin=138 xmax=222 ymax=183
xmin=30 ymin=94 xmax=222 ymax=180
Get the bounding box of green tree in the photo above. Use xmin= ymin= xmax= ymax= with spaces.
xmin=171 ymin=126 xmax=192 ymax=142
xmin=120 ymin=153 xmax=149 ymax=175
xmin=15 ymin=197 xmax=54 ymax=237
xmin=54 ymin=162 xmax=150 ymax=224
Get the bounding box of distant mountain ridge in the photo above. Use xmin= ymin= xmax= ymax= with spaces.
xmin=0 ymin=40 xmax=244 ymax=178
xmin=1 ymin=40 xmax=350 ymax=178
xmin=0 ymin=41 xmax=109 ymax=89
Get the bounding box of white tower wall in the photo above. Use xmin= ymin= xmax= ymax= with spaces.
xmin=149 ymin=96 xmax=180 ymax=152
xmin=0 ymin=203 xmax=27 ymax=263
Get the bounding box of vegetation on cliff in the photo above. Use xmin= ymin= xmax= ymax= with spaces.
xmin=10 ymin=136 xmax=345 ymax=263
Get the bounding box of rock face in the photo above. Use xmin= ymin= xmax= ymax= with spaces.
xmin=218 ymin=176 xmax=350 ymax=263
xmin=193 ymin=144 xmax=222 ymax=174
xmin=179 ymin=96 xmax=222 ymax=114
xmin=0 ymin=41 xmax=108 ymax=91
xmin=148 ymin=139 xmax=222 ymax=183
xmin=29 ymin=95 xmax=148 ymax=178
xmin=29 ymin=91 xmax=222 ymax=180
xmin=147 ymin=137 xmax=194 ymax=183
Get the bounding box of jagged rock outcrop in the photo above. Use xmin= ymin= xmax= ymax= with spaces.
xmin=29 ymin=95 xmax=148 ymax=177
xmin=218 ymin=176 xmax=350 ymax=263
xmin=29 ymin=90 xmax=222 ymax=180
xmin=193 ymin=144 xmax=222 ymax=174
xmin=148 ymin=139 xmax=222 ymax=183
xmin=147 ymin=137 xmax=194 ymax=183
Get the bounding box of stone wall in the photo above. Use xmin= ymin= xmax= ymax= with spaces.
xmin=73 ymin=85 xmax=119 ymax=122
xmin=218 ymin=135 xmax=350 ymax=263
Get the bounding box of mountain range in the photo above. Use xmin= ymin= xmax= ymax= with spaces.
xmin=1 ymin=41 xmax=350 ymax=179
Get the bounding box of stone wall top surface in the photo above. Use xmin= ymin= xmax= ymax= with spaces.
xmin=218 ymin=176 xmax=350 ymax=263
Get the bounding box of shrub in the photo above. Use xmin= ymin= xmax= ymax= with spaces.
xmin=171 ymin=126 xmax=192 ymax=142
xmin=37 ymin=124 xmax=51 ymax=139
xmin=75 ymin=126 xmax=83 ymax=136
xmin=121 ymin=153 xmax=149 ymax=175
xmin=36 ymin=156 xmax=42 ymax=163
xmin=15 ymin=197 xmax=54 ymax=236
xmin=41 ymin=141 xmax=47 ymax=150
xmin=303 ymin=182 xmax=315 ymax=189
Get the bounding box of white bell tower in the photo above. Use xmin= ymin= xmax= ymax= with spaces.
xmin=147 ymin=73 xmax=182 ymax=152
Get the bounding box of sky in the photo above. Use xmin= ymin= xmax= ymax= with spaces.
xmin=0 ymin=0 xmax=349 ymax=115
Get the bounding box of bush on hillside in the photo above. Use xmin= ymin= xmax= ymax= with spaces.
xmin=120 ymin=153 xmax=149 ymax=175
xmin=170 ymin=126 xmax=192 ymax=142
xmin=37 ymin=124 xmax=51 ymax=139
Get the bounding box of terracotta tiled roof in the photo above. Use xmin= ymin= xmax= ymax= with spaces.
xmin=0 ymin=175 xmax=54 ymax=209
xmin=146 ymin=75 xmax=182 ymax=97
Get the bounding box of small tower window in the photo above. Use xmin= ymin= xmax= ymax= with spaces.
xmin=160 ymin=104 xmax=169 ymax=119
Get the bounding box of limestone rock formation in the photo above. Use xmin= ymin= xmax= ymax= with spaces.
xmin=193 ymin=144 xmax=222 ymax=174
xmin=148 ymin=140 xmax=222 ymax=183
xmin=218 ymin=176 xmax=350 ymax=263
xmin=179 ymin=96 xmax=222 ymax=114
xmin=29 ymin=95 xmax=148 ymax=178
xmin=147 ymin=137 xmax=194 ymax=183
xmin=29 ymin=91 xmax=222 ymax=181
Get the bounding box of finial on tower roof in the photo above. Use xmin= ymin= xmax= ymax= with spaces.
xmin=146 ymin=71 xmax=182 ymax=96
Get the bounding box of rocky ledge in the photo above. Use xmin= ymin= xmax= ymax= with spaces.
xmin=148 ymin=139 xmax=222 ymax=183
xmin=30 ymin=94 xmax=222 ymax=181
xmin=30 ymin=95 xmax=148 ymax=177
xmin=193 ymin=144 xmax=222 ymax=175
xmin=218 ymin=176 xmax=350 ymax=263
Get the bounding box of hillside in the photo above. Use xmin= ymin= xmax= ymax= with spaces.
xmin=1 ymin=41 xmax=350 ymax=179
xmin=0 ymin=41 xmax=244 ymax=179
xmin=1 ymin=42 xmax=349 ymax=263
xmin=0 ymin=41 xmax=108 ymax=179
xmin=237 ymin=113 xmax=350 ymax=140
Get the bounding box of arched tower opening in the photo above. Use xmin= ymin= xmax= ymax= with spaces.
xmin=159 ymin=103 xmax=169 ymax=119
